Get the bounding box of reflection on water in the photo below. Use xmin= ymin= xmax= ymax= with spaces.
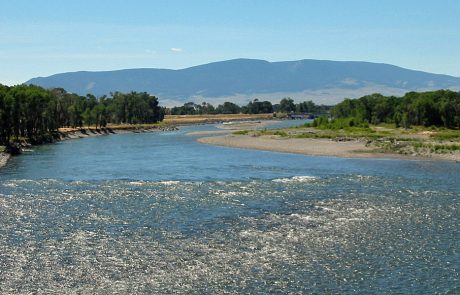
xmin=0 ymin=124 xmax=459 ymax=293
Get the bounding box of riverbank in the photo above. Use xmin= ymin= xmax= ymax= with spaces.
xmin=0 ymin=152 xmax=10 ymax=168
xmin=198 ymin=135 xmax=417 ymax=160
xmin=163 ymin=113 xmax=274 ymax=125
xmin=0 ymin=114 xmax=276 ymax=169
xmin=0 ymin=124 xmax=178 ymax=168
xmin=58 ymin=124 xmax=177 ymax=140
xmin=197 ymin=124 xmax=460 ymax=162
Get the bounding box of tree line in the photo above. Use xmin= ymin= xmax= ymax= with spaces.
xmin=0 ymin=84 xmax=164 ymax=145
xmin=331 ymin=90 xmax=460 ymax=128
xmin=7 ymin=83 xmax=456 ymax=147
xmin=0 ymin=83 xmax=331 ymax=146
xmin=168 ymin=97 xmax=331 ymax=115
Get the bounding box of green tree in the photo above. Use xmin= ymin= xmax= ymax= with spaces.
xmin=279 ymin=97 xmax=296 ymax=113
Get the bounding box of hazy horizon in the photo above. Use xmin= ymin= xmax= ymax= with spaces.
xmin=25 ymin=57 xmax=460 ymax=80
xmin=1 ymin=0 xmax=460 ymax=85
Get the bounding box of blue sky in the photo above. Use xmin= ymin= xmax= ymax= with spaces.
xmin=1 ymin=0 xmax=459 ymax=85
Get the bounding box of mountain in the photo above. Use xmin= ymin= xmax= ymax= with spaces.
xmin=26 ymin=59 xmax=460 ymax=106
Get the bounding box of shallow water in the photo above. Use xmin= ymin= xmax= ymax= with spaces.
xmin=0 ymin=123 xmax=459 ymax=293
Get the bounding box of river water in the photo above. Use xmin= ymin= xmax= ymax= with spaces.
xmin=0 ymin=122 xmax=458 ymax=293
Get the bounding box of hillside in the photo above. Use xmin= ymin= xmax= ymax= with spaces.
xmin=26 ymin=59 xmax=460 ymax=105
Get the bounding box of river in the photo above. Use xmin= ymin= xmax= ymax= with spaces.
xmin=0 ymin=122 xmax=458 ymax=293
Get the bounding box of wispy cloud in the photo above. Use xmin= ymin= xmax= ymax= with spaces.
xmin=170 ymin=47 xmax=183 ymax=52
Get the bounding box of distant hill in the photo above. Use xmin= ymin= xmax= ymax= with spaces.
xmin=26 ymin=59 xmax=460 ymax=106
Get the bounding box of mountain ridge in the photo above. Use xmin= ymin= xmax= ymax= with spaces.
xmin=26 ymin=58 xmax=460 ymax=106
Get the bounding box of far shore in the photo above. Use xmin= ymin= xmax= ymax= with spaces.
xmin=58 ymin=124 xmax=177 ymax=140
xmin=0 ymin=152 xmax=10 ymax=168
xmin=0 ymin=124 xmax=178 ymax=169
xmin=0 ymin=113 xmax=276 ymax=169
xmin=163 ymin=113 xmax=274 ymax=125
xmin=2 ymin=114 xmax=458 ymax=170
xmin=197 ymin=134 xmax=460 ymax=162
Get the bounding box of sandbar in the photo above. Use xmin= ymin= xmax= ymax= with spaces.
xmin=0 ymin=152 xmax=11 ymax=168
xmin=197 ymin=134 xmax=457 ymax=161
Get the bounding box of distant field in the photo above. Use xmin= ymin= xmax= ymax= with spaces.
xmin=163 ymin=113 xmax=274 ymax=124
xmin=57 ymin=113 xmax=275 ymax=133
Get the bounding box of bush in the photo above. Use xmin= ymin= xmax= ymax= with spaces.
xmin=306 ymin=116 xmax=370 ymax=130
xmin=233 ymin=130 xmax=250 ymax=135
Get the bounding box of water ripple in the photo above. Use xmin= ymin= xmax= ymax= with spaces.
xmin=0 ymin=177 xmax=458 ymax=293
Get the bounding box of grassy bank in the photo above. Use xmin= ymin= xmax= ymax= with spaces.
xmin=234 ymin=123 xmax=460 ymax=159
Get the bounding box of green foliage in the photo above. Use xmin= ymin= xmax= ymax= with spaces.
xmin=233 ymin=130 xmax=250 ymax=135
xmin=170 ymin=101 xmax=242 ymax=115
xmin=278 ymin=97 xmax=296 ymax=113
xmin=332 ymin=90 xmax=460 ymax=129
xmin=111 ymin=91 xmax=163 ymax=125
xmin=429 ymin=129 xmax=460 ymax=141
xmin=242 ymin=99 xmax=274 ymax=114
xmin=216 ymin=102 xmax=240 ymax=114
xmin=169 ymin=98 xmax=331 ymax=116
xmin=272 ymin=130 xmax=288 ymax=137
xmin=295 ymin=100 xmax=331 ymax=114
xmin=413 ymin=142 xmax=460 ymax=153
xmin=306 ymin=116 xmax=369 ymax=130
xmin=294 ymin=132 xmax=334 ymax=139
xmin=0 ymin=85 xmax=164 ymax=145
xmin=256 ymin=130 xmax=289 ymax=137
